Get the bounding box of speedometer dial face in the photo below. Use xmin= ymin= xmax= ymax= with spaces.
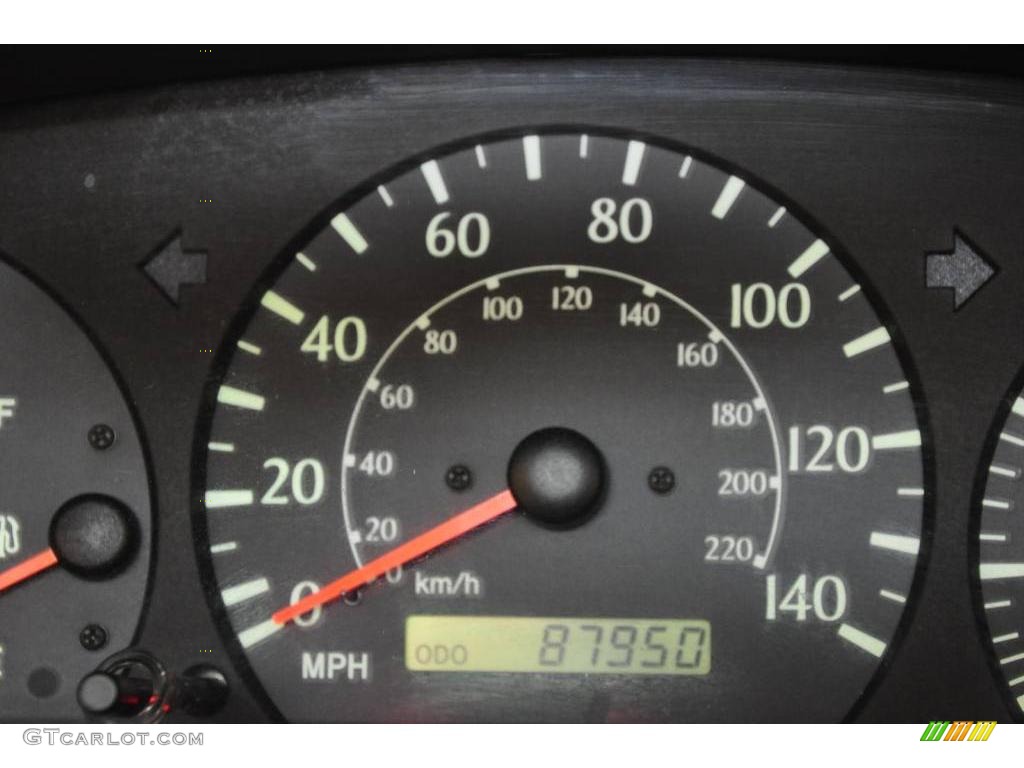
xmin=196 ymin=131 xmax=929 ymax=722
xmin=975 ymin=371 xmax=1024 ymax=719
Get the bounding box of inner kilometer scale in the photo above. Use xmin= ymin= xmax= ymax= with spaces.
xmin=197 ymin=131 xmax=928 ymax=722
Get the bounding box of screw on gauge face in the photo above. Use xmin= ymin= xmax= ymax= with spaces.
xmin=79 ymin=624 xmax=108 ymax=651
xmin=343 ymin=589 xmax=363 ymax=606
xmin=445 ymin=464 xmax=473 ymax=492
xmin=87 ymin=424 xmax=116 ymax=450
xmin=648 ymin=466 xmax=676 ymax=495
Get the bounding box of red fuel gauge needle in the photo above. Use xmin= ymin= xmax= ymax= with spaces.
xmin=273 ymin=489 xmax=517 ymax=626
xmin=0 ymin=548 xmax=59 ymax=594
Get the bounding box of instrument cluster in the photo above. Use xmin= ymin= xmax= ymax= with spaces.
xmin=0 ymin=57 xmax=1021 ymax=723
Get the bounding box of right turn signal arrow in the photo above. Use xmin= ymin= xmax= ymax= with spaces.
xmin=925 ymin=231 xmax=996 ymax=310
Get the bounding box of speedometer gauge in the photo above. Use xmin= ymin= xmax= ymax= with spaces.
xmin=195 ymin=131 xmax=930 ymax=722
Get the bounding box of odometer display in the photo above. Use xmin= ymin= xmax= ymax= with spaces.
xmin=196 ymin=131 xmax=929 ymax=722
xmin=405 ymin=616 xmax=710 ymax=676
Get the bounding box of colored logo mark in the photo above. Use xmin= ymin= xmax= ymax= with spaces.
xmin=920 ymin=721 xmax=996 ymax=741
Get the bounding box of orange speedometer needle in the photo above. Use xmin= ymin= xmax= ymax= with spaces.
xmin=273 ymin=489 xmax=517 ymax=626
xmin=0 ymin=548 xmax=59 ymax=595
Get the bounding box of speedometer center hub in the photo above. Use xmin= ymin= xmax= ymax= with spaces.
xmin=508 ymin=426 xmax=606 ymax=528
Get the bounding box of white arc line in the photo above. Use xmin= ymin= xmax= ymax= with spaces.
xmin=711 ymin=176 xmax=745 ymax=219
xmin=208 ymin=442 xmax=235 ymax=453
xmin=883 ymin=381 xmax=909 ymax=394
xmin=217 ymin=385 xmax=265 ymax=412
xmin=205 ymin=489 xmax=254 ymax=508
xmin=678 ymin=156 xmax=693 ymax=178
xmin=210 ymin=542 xmax=238 ymax=554
xmin=838 ymin=624 xmax=887 ymax=658
xmin=986 ymin=599 xmax=1012 ymax=610
xmin=420 ymin=160 xmax=449 ymax=204
xmin=1013 ymin=397 xmax=1024 ymax=417
xmin=980 ymin=562 xmax=1024 ymax=580
xmin=336 ymin=263 xmax=786 ymax=575
xmin=843 ymin=326 xmax=891 ymax=358
xmin=622 ymin=140 xmax=645 ymax=185
xmin=870 ymin=531 xmax=920 ymax=555
xmin=523 ymin=135 xmax=542 ymax=180
xmin=237 ymin=340 xmax=261 ymax=355
xmin=788 ymin=239 xmax=830 ymax=278
xmin=261 ymin=291 xmax=304 ymax=325
xmin=767 ymin=206 xmax=786 ymax=227
xmin=376 ymin=185 xmax=394 ymax=208
xmin=238 ymin=618 xmax=283 ymax=649
xmin=579 ymin=135 xmax=589 ymax=159
xmin=330 ymin=213 xmax=369 ymax=254
xmin=871 ymin=430 xmax=922 ymax=450
xmin=221 ymin=578 xmax=270 ymax=608
xmin=993 ymin=632 xmax=1020 ymax=644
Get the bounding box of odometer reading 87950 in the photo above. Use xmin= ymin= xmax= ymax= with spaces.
xmin=198 ymin=130 xmax=928 ymax=721
xmin=406 ymin=616 xmax=710 ymax=675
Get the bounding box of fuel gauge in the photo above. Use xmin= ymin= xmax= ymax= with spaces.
xmin=0 ymin=256 xmax=152 ymax=721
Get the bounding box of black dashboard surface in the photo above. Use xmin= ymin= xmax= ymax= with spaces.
xmin=0 ymin=56 xmax=1022 ymax=722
